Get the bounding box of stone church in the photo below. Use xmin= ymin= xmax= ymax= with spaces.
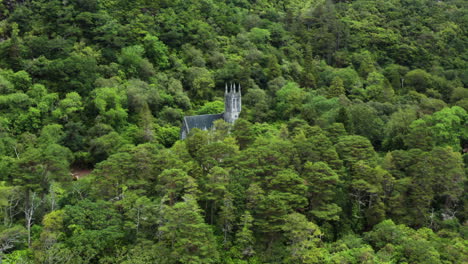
xmin=181 ymin=83 xmax=241 ymax=139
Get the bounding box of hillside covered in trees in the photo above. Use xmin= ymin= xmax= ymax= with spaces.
xmin=0 ymin=0 xmax=467 ymax=263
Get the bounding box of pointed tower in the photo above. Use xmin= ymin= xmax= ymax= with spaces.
xmin=224 ymin=83 xmax=241 ymax=124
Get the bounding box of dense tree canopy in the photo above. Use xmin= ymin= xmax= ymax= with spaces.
xmin=0 ymin=0 xmax=466 ymax=263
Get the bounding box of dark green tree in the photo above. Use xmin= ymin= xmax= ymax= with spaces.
xmin=158 ymin=195 xmax=219 ymax=264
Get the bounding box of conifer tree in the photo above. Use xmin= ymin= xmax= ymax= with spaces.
xmin=303 ymin=161 xmax=342 ymax=222
xmin=158 ymin=195 xmax=219 ymax=264
xmin=328 ymin=76 xmax=345 ymax=98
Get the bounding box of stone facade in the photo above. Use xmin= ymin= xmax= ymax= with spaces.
xmin=181 ymin=83 xmax=241 ymax=139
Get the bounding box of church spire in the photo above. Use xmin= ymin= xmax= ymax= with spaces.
xmin=224 ymin=82 xmax=241 ymax=124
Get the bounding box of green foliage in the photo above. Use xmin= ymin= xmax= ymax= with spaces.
xmin=248 ymin=28 xmax=271 ymax=44
xmin=143 ymin=34 xmax=169 ymax=70
xmin=0 ymin=0 xmax=466 ymax=262
xmin=282 ymin=212 xmax=327 ymax=263
xmin=158 ymin=195 xmax=219 ymax=263
xmin=303 ymin=162 xmax=341 ymax=222
xmin=335 ymin=135 xmax=376 ymax=169
xmin=118 ymin=45 xmax=155 ymax=80
xmin=406 ymin=106 xmax=467 ymax=151
xmin=61 ymin=199 xmax=125 ymax=262
xmin=155 ymin=125 xmax=180 ymax=147
xmin=347 ymin=103 xmax=384 ymax=146
xmin=231 ymin=211 xmax=255 ymax=260
xmin=91 ymin=86 xmax=128 ymax=129
xmin=383 ymin=107 xmax=418 ymax=150
xmin=363 ymin=220 xmax=452 ymax=263
xmin=328 ymin=76 xmax=345 ymax=98
xmin=186 ymin=67 xmax=215 ymax=99
xmin=275 ymin=82 xmax=306 ymax=119
xmin=196 ymin=101 xmax=224 ymax=115
xmin=405 ymin=69 xmax=433 ymax=93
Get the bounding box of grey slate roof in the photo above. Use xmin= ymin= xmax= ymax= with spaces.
xmin=183 ymin=113 xmax=224 ymax=133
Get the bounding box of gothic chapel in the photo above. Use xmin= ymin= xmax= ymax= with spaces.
xmin=181 ymin=83 xmax=241 ymax=139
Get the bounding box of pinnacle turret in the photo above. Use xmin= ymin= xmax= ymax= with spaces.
xmin=224 ymin=83 xmax=242 ymax=124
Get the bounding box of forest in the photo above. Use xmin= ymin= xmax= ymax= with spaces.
xmin=0 ymin=0 xmax=467 ymax=263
